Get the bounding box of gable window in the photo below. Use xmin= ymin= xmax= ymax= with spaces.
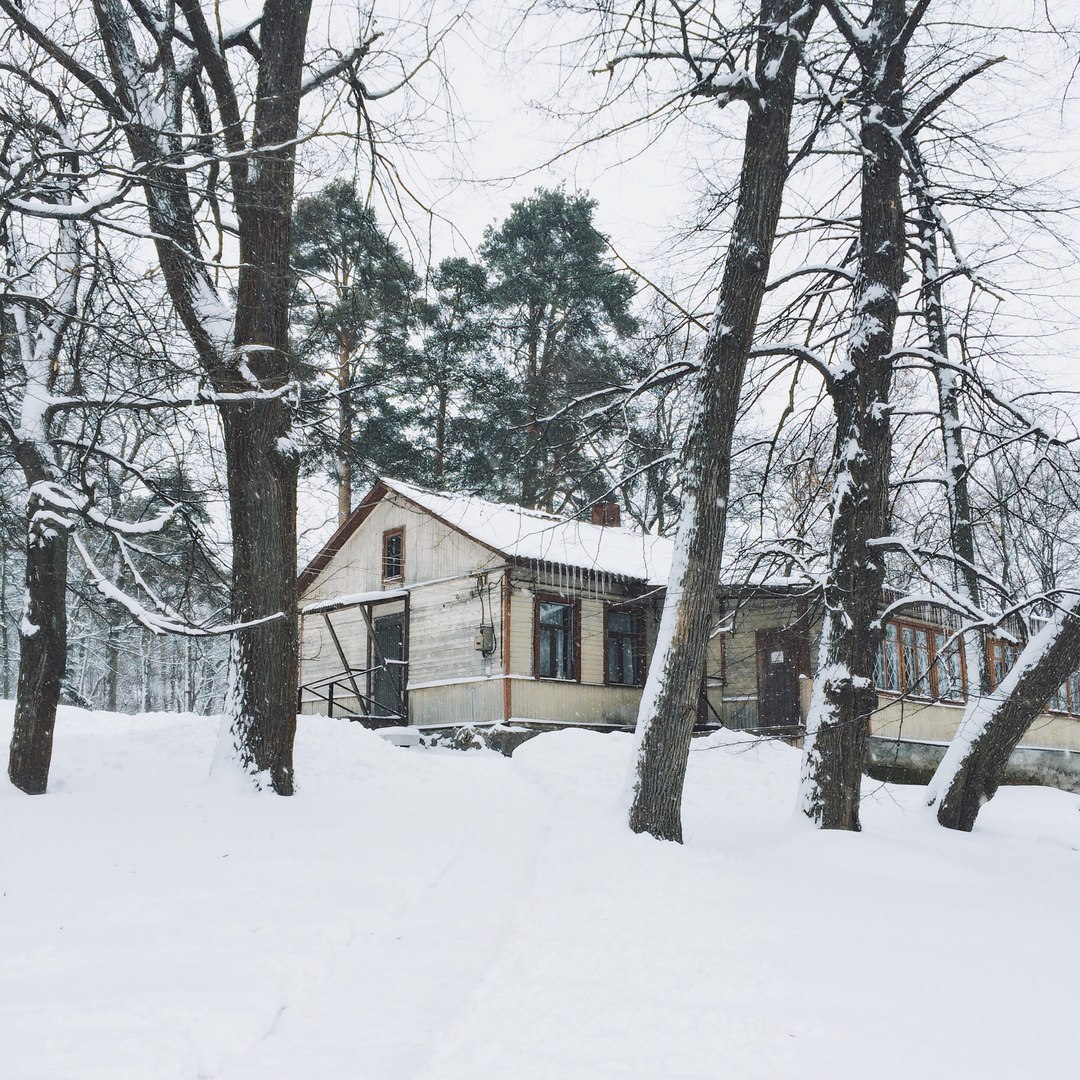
xmin=876 ymin=619 xmax=966 ymax=703
xmin=606 ymin=606 xmax=645 ymax=687
xmin=382 ymin=528 xmax=404 ymax=582
xmin=536 ymin=596 xmax=576 ymax=681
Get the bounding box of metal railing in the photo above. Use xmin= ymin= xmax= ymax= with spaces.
xmin=299 ymin=665 xmax=406 ymax=725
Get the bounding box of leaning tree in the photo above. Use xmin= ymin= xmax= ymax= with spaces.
xmin=580 ymin=0 xmax=825 ymax=842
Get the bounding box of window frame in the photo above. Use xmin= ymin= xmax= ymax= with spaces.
xmin=932 ymin=627 xmax=966 ymax=704
xmin=533 ymin=594 xmax=580 ymax=683
xmin=381 ymin=527 xmax=405 ymax=583
xmin=876 ymin=617 xmax=967 ymax=704
xmin=987 ymin=637 xmax=1020 ymax=692
xmin=603 ymin=603 xmax=647 ymax=688
xmin=1043 ymin=663 xmax=1080 ymax=718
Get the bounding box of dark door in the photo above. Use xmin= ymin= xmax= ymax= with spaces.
xmin=370 ymin=612 xmax=406 ymax=719
xmin=757 ymin=628 xmax=801 ymax=728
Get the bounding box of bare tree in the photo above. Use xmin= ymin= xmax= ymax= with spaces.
xmin=796 ymin=0 xmax=922 ymax=830
xmin=0 ymin=1 xmax=451 ymax=791
xmin=589 ymin=0 xmax=824 ymax=842
xmin=928 ymin=589 xmax=1080 ymax=830
xmin=1 ymin=67 xmax=89 ymax=791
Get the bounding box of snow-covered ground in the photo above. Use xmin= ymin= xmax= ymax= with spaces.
xmin=3 ymin=704 xmax=1080 ymax=1079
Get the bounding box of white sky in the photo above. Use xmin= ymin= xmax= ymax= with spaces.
xmin=286 ymin=0 xmax=1080 ymax=553
xmin=296 ymin=0 xmax=735 ymax=293
xmin=294 ymin=1 xmax=1080 ymax=317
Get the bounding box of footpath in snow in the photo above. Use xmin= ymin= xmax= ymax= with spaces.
xmin=2 ymin=703 xmax=1080 ymax=1079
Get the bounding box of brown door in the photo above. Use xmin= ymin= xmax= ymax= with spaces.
xmin=757 ymin=628 xmax=801 ymax=728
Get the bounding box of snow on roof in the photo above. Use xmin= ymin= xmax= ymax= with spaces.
xmin=302 ymin=587 xmax=408 ymax=616
xmin=382 ymin=478 xmax=675 ymax=586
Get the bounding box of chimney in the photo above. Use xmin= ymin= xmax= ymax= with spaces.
xmin=591 ymin=502 xmax=621 ymax=528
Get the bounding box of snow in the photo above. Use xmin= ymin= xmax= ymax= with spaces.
xmin=928 ymin=590 xmax=1080 ymax=807
xmin=302 ymin=587 xmax=409 ymax=615
xmin=4 ymin=704 xmax=1080 ymax=1079
xmin=190 ymin=275 xmax=235 ymax=355
xmin=628 ymin=486 xmax=698 ymax=801
xmin=383 ymin=478 xmax=675 ymax=585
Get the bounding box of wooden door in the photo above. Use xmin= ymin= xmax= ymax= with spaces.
xmin=370 ymin=612 xmax=406 ymax=720
xmin=757 ymin=628 xmax=802 ymax=728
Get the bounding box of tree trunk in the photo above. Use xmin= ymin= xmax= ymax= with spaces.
xmin=183 ymin=635 xmax=195 ymax=714
xmin=434 ymin=385 xmax=448 ymax=484
xmin=798 ymin=0 xmax=909 ymax=831
xmin=0 ymin=550 xmax=11 ymax=699
xmin=220 ymin=402 xmax=298 ymax=791
xmin=909 ymin=136 xmax=991 ymax=698
xmin=521 ymin=313 xmax=542 ymax=509
xmin=928 ymin=594 xmax=1080 ymax=830
xmin=628 ymin=0 xmax=821 ymax=842
xmin=90 ymin=0 xmax=311 ymax=791
xmin=214 ymin=0 xmax=310 ymax=793
xmin=8 ymin=483 xmax=70 ymax=794
xmin=337 ymin=339 xmax=352 ymax=525
xmin=103 ymin=556 xmax=122 ymax=712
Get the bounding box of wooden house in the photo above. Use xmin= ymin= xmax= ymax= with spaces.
xmin=298 ymin=478 xmax=680 ymax=729
xmin=297 ymin=478 xmax=1080 ymax=754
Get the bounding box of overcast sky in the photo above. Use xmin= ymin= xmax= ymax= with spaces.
xmin=294 ymin=3 xmax=1079 ymax=288
xmin=292 ymin=0 xmax=1080 ymax=551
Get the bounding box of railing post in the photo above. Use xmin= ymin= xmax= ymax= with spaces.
xmin=328 ymin=681 xmax=334 ymax=718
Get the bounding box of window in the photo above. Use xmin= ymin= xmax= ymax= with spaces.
xmin=876 ymin=619 xmax=966 ymax=703
xmin=606 ymin=606 xmax=645 ymax=686
xmin=987 ymin=638 xmax=1020 ymax=689
xmin=382 ymin=528 xmax=404 ymax=582
xmin=876 ymin=623 xmax=901 ymax=692
xmin=933 ymin=630 xmax=965 ymax=703
xmin=1050 ymin=680 xmax=1070 ymax=714
xmin=879 ymin=626 xmax=1080 ymax=716
xmin=536 ymin=597 xmax=576 ymax=681
xmin=1046 ymin=670 xmax=1080 ymax=716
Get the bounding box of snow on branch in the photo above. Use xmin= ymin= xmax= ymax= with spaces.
xmin=887 ymin=348 xmax=1063 ymax=443
xmin=302 ymin=33 xmax=384 ymax=96
xmin=27 ymin=480 xmax=176 ymax=537
xmin=71 ymin=533 xmax=283 ymax=639
xmin=8 ymin=184 xmax=133 ymax=220
xmin=867 ymin=535 xmax=1006 ymax=628
xmin=749 ymin=342 xmax=844 ymax=386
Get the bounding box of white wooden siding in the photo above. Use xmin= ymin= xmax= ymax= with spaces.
xmin=300 ymin=491 xmax=505 ymax=701
xmin=408 ymin=578 xmax=503 ymax=687
xmin=410 ymin=680 xmax=504 ymax=726
xmin=580 ymin=598 xmax=605 ymax=684
xmin=512 ymin=680 xmax=641 ymax=725
xmin=301 ymin=495 xmax=683 ymax=729
xmin=301 ymin=492 xmax=503 ymax=605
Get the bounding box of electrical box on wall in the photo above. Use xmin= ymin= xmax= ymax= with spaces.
xmin=474 ymin=624 xmax=496 ymax=656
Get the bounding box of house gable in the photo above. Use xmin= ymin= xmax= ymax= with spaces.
xmin=299 ymin=484 xmax=506 ymax=606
